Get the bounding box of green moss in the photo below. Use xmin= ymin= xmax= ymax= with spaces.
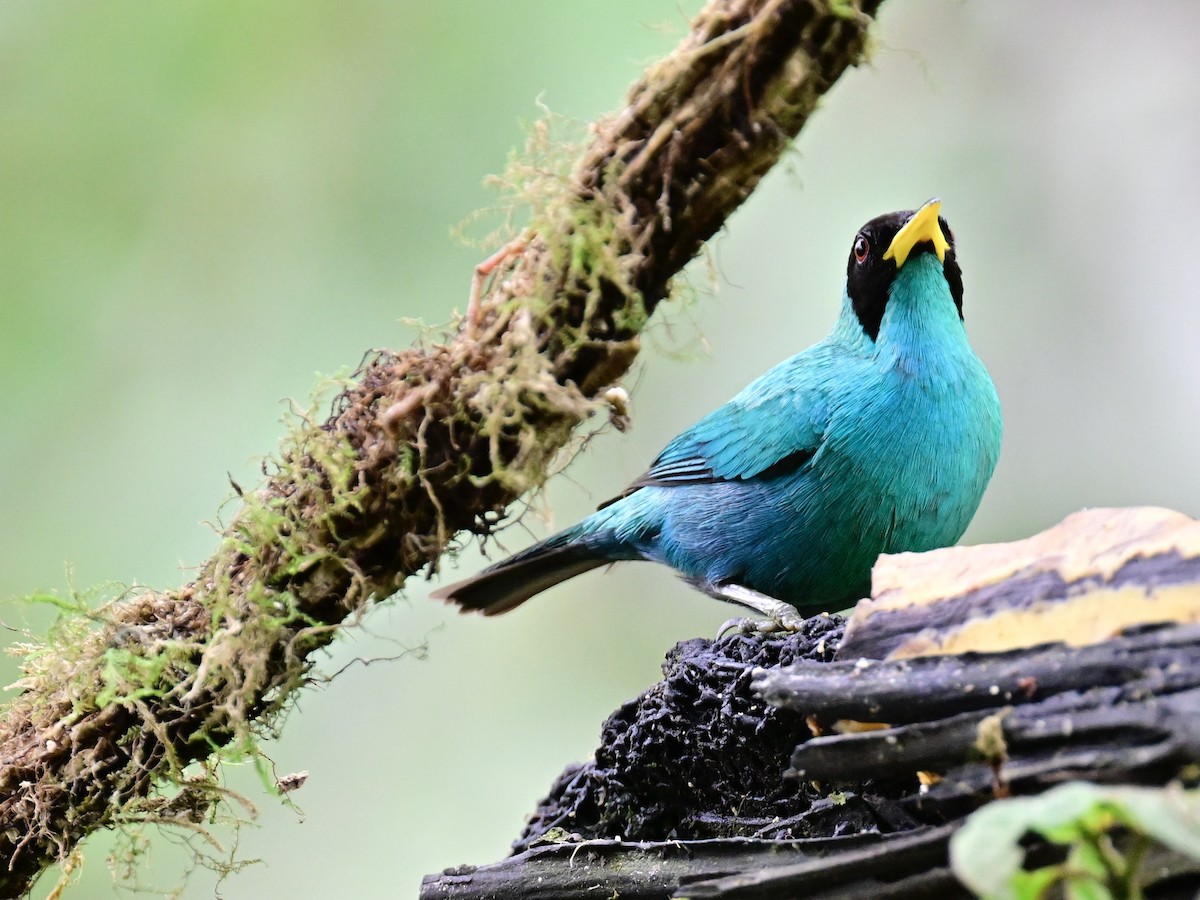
xmin=96 ymin=646 xmax=175 ymax=707
xmin=2 ymin=100 xmax=655 ymax=894
xmin=2 ymin=383 xmax=375 ymax=890
xmin=437 ymin=105 xmax=656 ymax=522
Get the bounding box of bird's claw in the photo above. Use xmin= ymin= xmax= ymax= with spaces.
xmin=715 ymin=607 xmax=806 ymax=639
xmin=704 ymin=581 xmax=808 ymax=638
xmin=771 ymin=606 xmax=807 ymax=632
xmin=716 ymin=616 xmax=753 ymax=639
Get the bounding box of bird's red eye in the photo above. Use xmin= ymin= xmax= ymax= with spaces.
xmin=853 ymin=236 xmax=869 ymax=263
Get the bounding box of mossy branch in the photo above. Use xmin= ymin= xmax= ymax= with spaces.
xmin=0 ymin=0 xmax=882 ymax=894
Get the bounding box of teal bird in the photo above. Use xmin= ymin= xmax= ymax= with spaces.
xmin=434 ymin=200 xmax=1002 ymax=628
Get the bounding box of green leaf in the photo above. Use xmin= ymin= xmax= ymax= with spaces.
xmin=949 ymin=795 xmax=1037 ymax=897
xmin=1065 ymin=878 xmax=1111 ymax=900
xmin=1008 ymin=866 xmax=1062 ymax=900
xmin=950 ymin=782 xmax=1200 ymax=898
xmin=1111 ymin=783 xmax=1200 ymax=860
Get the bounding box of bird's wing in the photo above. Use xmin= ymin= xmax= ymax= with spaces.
xmin=599 ymin=354 xmax=830 ymax=508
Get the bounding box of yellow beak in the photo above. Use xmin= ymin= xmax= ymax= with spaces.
xmin=883 ymin=198 xmax=950 ymax=268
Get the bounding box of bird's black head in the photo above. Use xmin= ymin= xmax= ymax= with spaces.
xmin=846 ymin=201 xmax=964 ymax=341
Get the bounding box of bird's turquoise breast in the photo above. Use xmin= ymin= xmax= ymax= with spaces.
xmin=818 ymin=343 xmax=1001 ymax=562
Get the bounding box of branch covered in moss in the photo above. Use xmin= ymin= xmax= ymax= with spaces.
xmin=0 ymin=1 xmax=882 ymax=894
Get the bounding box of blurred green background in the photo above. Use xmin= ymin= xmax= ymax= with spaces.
xmin=2 ymin=1 xmax=1199 ymax=897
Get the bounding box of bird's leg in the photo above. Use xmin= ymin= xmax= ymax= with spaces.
xmin=687 ymin=579 xmax=808 ymax=636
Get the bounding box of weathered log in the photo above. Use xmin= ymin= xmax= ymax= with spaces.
xmin=422 ymin=508 xmax=1200 ymax=898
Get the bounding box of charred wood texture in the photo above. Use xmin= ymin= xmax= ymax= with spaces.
xmin=422 ymin=621 xmax=1200 ymax=898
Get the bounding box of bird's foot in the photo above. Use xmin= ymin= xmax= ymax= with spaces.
xmin=700 ymin=582 xmax=807 ymax=638
xmin=716 ymin=613 xmax=803 ymax=638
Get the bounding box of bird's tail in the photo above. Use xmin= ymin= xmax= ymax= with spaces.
xmin=431 ymin=527 xmax=613 ymax=616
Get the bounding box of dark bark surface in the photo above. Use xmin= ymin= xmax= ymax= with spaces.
xmin=515 ymin=616 xmax=868 ymax=849
xmin=422 ymin=621 xmax=1200 ymax=899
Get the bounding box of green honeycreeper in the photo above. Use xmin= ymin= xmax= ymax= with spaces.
xmin=434 ymin=200 xmax=1002 ymax=628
